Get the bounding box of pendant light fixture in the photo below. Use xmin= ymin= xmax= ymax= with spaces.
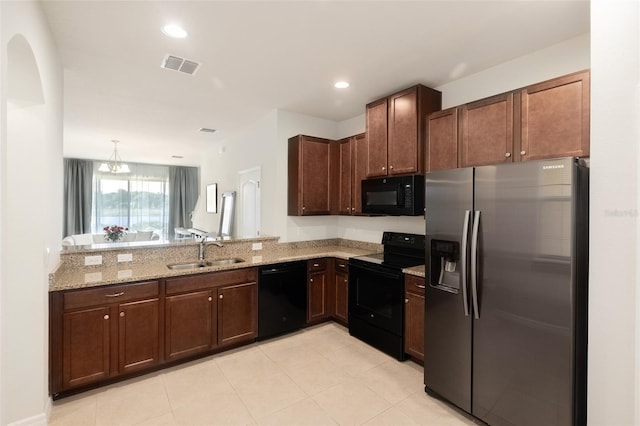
xmin=98 ymin=140 xmax=130 ymax=173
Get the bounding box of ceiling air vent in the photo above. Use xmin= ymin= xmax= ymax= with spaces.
xmin=199 ymin=128 xmax=216 ymax=133
xmin=161 ymin=54 xmax=200 ymax=75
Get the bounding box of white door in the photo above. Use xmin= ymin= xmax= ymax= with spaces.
xmin=238 ymin=167 xmax=261 ymax=238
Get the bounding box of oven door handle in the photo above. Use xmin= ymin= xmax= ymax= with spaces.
xmin=461 ymin=210 xmax=470 ymax=317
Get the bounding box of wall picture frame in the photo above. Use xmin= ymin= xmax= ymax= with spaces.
xmin=206 ymin=183 xmax=218 ymax=213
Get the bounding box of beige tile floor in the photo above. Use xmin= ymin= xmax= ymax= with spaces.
xmin=49 ymin=323 xmax=477 ymax=426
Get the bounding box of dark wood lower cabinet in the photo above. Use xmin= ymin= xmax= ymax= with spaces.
xmin=118 ymin=298 xmax=160 ymax=374
xmin=51 ymin=270 xmax=258 ymax=397
xmin=308 ymin=268 xmax=329 ymax=322
xmin=404 ymin=275 xmax=425 ymax=362
xmin=165 ymin=290 xmax=215 ymax=362
xmin=333 ymin=260 xmax=349 ymax=325
xmin=62 ymin=306 xmax=111 ymax=389
xmin=217 ymin=282 xmax=257 ymax=347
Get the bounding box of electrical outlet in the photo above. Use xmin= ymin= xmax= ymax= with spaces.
xmin=252 ymin=242 xmax=262 ymax=251
xmin=84 ymin=255 xmax=103 ymax=266
xmin=117 ymin=253 xmax=133 ymax=262
xmin=118 ymin=269 xmax=133 ymax=279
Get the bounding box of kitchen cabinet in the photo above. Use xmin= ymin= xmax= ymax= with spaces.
xmin=50 ymin=280 xmax=160 ymax=393
xmin=336 ymin=133 xmax=367 ymax=215
xmin=426 ymin=107 xmax=459 ymax=172
xmin=519 ymin=70 xmax=590 ymax=161
xmin=460 ymin=93 xmax=514 ymax=167
xmin=404 ymin=275 xmax=425 ymax=362
xmin=426 ymin=70 xmax=590 ymax=171
xmin=333 ymin=259 xmax=349 ymax=325
xmin=288 ymin=135 xmax=334 ymax=215
xmin=165 ymin=268 xmax=257 ymax=361
xmin=366 ymin=85 xmax=442 ymax=177
xmin=307 ymin=258 xmax=330 ymax=323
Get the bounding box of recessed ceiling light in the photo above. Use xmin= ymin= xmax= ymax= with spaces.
xmin=161 ymin=24 xmax=187 ymax=39
xmin=334 ymin=81 xmax=350 ymax=89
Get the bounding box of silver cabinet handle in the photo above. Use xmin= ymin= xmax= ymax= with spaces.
xmin=104 ymin=315 xmax=109 ymax=320
xmin=310 ymin=278 xmax=313 ymax=283
xmin=219 ymin=294 xmax=223 ymax=299
xmin=405 ymin=298 xmax=408 ymax=304
xmin=208 ymin=296 xmax=212 ymax=302
xmin=338 ymin=264 xmax=345 ymax=268
xmin=471 ymin=210 xmax=481 ymax=320
xmin=105 ymin=292 xmax=124 ymax=297
xmin=520 ymin=150 xmax=526 ymax=155
xmin=389 ymin=166 xmax=394 ymax=170
xmin=505 ymin=152 xmax=511 ymax=158
xmin=382 ymin=167 xmax=386 ymax=171
xmin=416 ymin=284 xmax=426 ymax=289
xmin=461 ymin=210 xmax=470 ymax=317
xmin=313 ymin=263 xmax=319 ymax=267
xmin=120 ymin=312 xmax=125 ymax=317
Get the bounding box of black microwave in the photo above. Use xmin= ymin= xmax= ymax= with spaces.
xmin=361 ymin=175 xmax=424 ymax=216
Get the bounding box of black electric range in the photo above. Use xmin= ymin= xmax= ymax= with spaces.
xmin=348 ymin=232 xmax=425 ymax=360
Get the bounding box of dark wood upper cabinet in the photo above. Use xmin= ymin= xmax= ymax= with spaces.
xmin=426 ymin=107 xmax=459 ymax=172
xmin=428 ymin=70 xmax=590 ymax=172
xmin=288 ymin=135 xmax=334 ymax=216
xmin=335 ymin=133 xmax=367 ymax=215
xmin=520 ymin=70 xmax=590 ymax=161
xmin=366 ymin=85 xmax=442 ymax=177
xmin=365 ymin=98 xmax=389 ymax=178
xmin=460 ymin=93 xmax=514 ymax=168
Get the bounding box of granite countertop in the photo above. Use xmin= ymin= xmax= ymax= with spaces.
xmin=403 ymin=264 xmax=426 ymax=278
xmin=50 ymin=245 xmax=374 ymax=291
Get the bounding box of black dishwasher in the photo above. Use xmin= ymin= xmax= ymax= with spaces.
xmin=258 ymin=261 xmax=307 ymax=340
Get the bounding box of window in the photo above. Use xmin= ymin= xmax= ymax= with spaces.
xmin=92 ymin=163 xmax=170 ymax=238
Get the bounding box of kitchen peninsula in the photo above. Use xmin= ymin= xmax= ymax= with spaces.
xmin=50 ymin=236 xmax=429 ymax=399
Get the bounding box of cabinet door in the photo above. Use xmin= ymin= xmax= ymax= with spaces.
xmin=366 ymin=98 xmax=389 ymax=177
xmin=388 ymin=87 xmax=420 ymax=175
xmin=308 ymin=270 xmax=328 ymax=322
xmin=334 ymin=269 xmax=349 ymax=324
xmin=337 ymin=138 xmax=353 ymax=215
xmin=118 ymin=298 xmax=159 ymax=374
xmin=63 ymin=307 xmax=111 ymax=389
xmin=427 ymin=108 xmax=459 ymax=172
xmin=217 ymin=282 xmax=258 ymax=347
xmin=301 ymin=137 xmax=332 ymax=215
xmin=520 ymin=70 xmax=590 ymax=161
xmin=461 ymin=93 xmax=514 ymax=167
xmin=404 ymin=290 xmax=425 ymax=362
xmin=351 ymin=133 xmax=367 ymax=215
xmin=165 ymin=290 xmax=215 ymax=361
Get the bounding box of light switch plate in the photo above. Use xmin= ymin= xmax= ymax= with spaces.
xmin=117 ymin=253 xmax=133 ymax=262
xmin=252 ymin=242 xmax=262 ymax=251
xmin=84 ymin=255 xmax=103 ymax=266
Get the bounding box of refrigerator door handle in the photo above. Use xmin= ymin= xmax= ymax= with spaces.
xmin=471 ymin=210 xmax=481 ymax=320
xmin=461 ymin=210 xmax=470 ymax=317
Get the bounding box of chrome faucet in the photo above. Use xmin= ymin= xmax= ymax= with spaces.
xmin=198 ymin=237 xmax=224 ymax=261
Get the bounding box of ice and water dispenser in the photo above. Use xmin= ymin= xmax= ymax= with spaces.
xmin=429 ymin=239 xmax=461 ymax=292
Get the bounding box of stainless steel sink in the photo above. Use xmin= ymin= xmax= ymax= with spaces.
xmin=166 ymin=258 xmax=245 ymax=270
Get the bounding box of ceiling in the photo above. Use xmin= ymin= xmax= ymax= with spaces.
xmin=40 ymin=0 xmax=590 ymax=166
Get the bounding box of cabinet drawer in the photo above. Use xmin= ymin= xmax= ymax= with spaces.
xmin=335 ymin=259 xmax=348 ymax=272
xmin=166 ymin=268 xmax=258 ymax=295
xmin=64 ymin=281 xmax=159 ymax=311
xmin=307 ymin=259 xmax=328 ymax=271
xmin=405 ymin=275 xmax=426 ymax=295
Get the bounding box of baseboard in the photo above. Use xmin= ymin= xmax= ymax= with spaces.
xmin=7 ymin=398 xmax=51 ymax=426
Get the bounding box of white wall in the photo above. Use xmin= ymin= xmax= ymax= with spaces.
xmin=437 ymin=33 xmax=591 ymax=109
xmin=1 ymin=1 xmax=63 ymax=424
xmin=589 ymin=1 xmax=639 ymax=424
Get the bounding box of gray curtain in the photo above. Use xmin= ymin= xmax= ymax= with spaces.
xmin=169 ymin=166 xmax=200 ymax=238
xmin=64 ymin=158 xmax=94 ymax=237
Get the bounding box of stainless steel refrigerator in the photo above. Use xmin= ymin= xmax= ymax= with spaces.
xmin=424 ymin=157 xmax=588 ymax=426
